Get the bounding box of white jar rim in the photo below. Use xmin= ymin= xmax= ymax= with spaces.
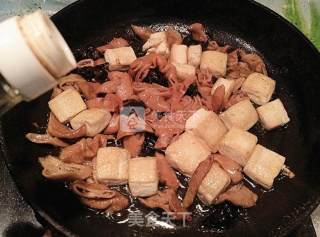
xmin=19 ymin=10 xmax=76 ymax=78
xmin=0 ymin=17 xmax=57 ymax=101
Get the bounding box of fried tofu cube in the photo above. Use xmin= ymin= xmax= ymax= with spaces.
xmin=170 ymin=44 xmax=188 ymax=64
xmin=165 ymin=131 xmax=211 ymax=176
xmin=219 ymin=99 xmax=258 ymax=130
xmin=257 ymin=99 xmax=290 ymax=130
xmin=95 ymin=147 xmax=130 ymax=184
xmin=104 ymin=46 xmax=137 ymax=71
xmin=70 ymin=108 xmax=112 ymax=137
xmin=198 ymin=163 xmax=231 ymax=205
xmin=154 ymin=40 xmax=170 ymax=56
xmin=128 ymin=157 xmax=159 ymax=197
xmin=186 ymin=108 xmax=227 ymax=152
xmin=244 ymin=144 xmax=285 ymax=189
xmin=241 ymin=72 xmax=276 ymax=105
xmin=48 ymin=88 xmax=87 ymax=123
xmin=211 ymin=78 xmax=235 ymax=100
xmin=147 ymin=40 xmax=170 ymax=56
xmin=200 ymin=51 xmax=228 ymax=76
xmin=172 ymin=63 xmax=196 ymax=80
xmin=218 ymin=127 xmax=258 ymax=166
xmin=188 ymin=44 xmax=202 ymax=67
xmin=142 ymin=32 xmax=167 ymax=51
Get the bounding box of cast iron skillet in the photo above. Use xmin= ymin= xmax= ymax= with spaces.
xmin=1 ymin=0 xmax=320 ymax=236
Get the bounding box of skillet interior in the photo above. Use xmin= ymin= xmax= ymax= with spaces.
xmin=1 ymin=0 xmax=320 ymax=236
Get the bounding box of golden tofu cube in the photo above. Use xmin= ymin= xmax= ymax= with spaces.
xmin=211 ymin=78 xmax=235 ymax=100
xmin=48 ymin=88 xmax=87 ymax=123
xmin=70 ymin=108 xmax=111 ymax=137
xmin=186 ymin=108 xmax=227 ymax=152
xmin=128 ymin=157 xmax=159 ymax=197
xmin=257 ymin=99 xmax=290 ymax=130
xmin=173 ymin=63 xmax=196 ymax=80
xmin=219 ymin=99 xmax=258 ymax=130
xmin=95 ymin=147 xmax=130 ymax=184
xmin=170 ymin=44 xmax=188 ymax=64
xmin=218 ymin=127 xmax=258 ymax=166
xmin=200 ymin=51 xmax=228 ymax=76
xmin=104 ymin=46 xmax=137 ymax=71
xmin=154 ymin=40 xmax=170 ymax=56
xmin=198 ymin=163 xmax=231 ymax=205
xmin=244 ymin=144 xmax=285 ymax=189
xmin=187 ymin=44 xmax=202 ymax=67
xmin=241 ymin=72 xmax=276 ymax=105
xmin=165 ymin=131 xmax=211 ymax=176
xmin=142 ymin=32 xmax=167 ymax=51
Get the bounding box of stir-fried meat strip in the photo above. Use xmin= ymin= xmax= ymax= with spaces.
xmin=129 ymin=53 xmax=177 ymax=83
xmin=54 ymin=73 xmax=92 ymax=99
xmin=211 ymin=85 xmax=225 ymax=113
xmin=47 ymin=113 xmax=87 ymax=139
xmin=216 ymin=184 xmax=258 ymax=208
xmin=96 ymin=37 xmax=129 ymax=53
xmin=137 ymin=88 xmax=171 ymax=112
xmin=94 ymin=58 xmax=106 ymax=65
xmin=79 ymin=191 xmax=129 ymax=213
xmin=214 ymin=154 xmax=243 ymax=184
xmin=131 ymin=25 xmax=153 ymax=41
xmin=77 ymin=81 xmax=100 ymax=100
xmin=39 ymin=155 xmax=92 ymax=180
xmin=139 ymin=189 xmax=191 ymax=220
xmin=106 ymin=71 xmax=134 ymax=101
xmin=80 ymin=194 xmax=129 ymax=213
xmin=51 ymin=87 xmax=63 ymax=98
xmin=224 ymin=90 xmax=249 ymax=109
xmin=123 ymin=133 xmax=145 ymax=157
xmin=155 ymin=152 xmax=180 ymax=190
xmin=26 ymin=133 xmax=68 ymax=147
xmin=239 ymin=50 xmax=267 ymax=75
xmin=165 ymin=27 xmax=183 ymax=46
xmin=133 ymin=82 xmax=172 ymax=112
xmin=232 ymin=77 xmax=247 ymax=92
xmin=188 ymin=23 xmax=208 ymax=42
xmin=226 ymin=62 xmax=252 ymax=80
xmin=227 ymin=49 xmax=239 ymax=67
xmin=211 ymin=42 xmax=231 ymax=53
xmin=183 ymin=155 xmax=214 ymax=208
xmin=103 ymin=113 xmax=120 ymax=134
xmin=77 ymin=59 xmax=95 ymax=68
xmin=170 ymin=76 xmax=196 ymax=111
xmin=104 ymin=193 xmax=130 ymax=213
xmin=171 ymin=95 xmax=202 ymax=115
xmin=207 ymin=41 xmax=231 ymax=53
xmin=95 ymin=80 xmax=119 ymax=94
xmin=86 ymin=94 xmax=122 ymax=112
xmin=197 ymin=69 xmax=213 ymax=88
xmin=71 ymin=180 xmax=116 ymax=199
xmin=148 ymin=112 xmax=186 ymax=149
xmin=57 ymin=74 xmax=86 ymax=92
xmin=60 ymin=134 xmax=109 ymax=164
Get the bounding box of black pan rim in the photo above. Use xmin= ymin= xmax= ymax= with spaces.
xmin=1 ymin=0 xmax=320 ymax=236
